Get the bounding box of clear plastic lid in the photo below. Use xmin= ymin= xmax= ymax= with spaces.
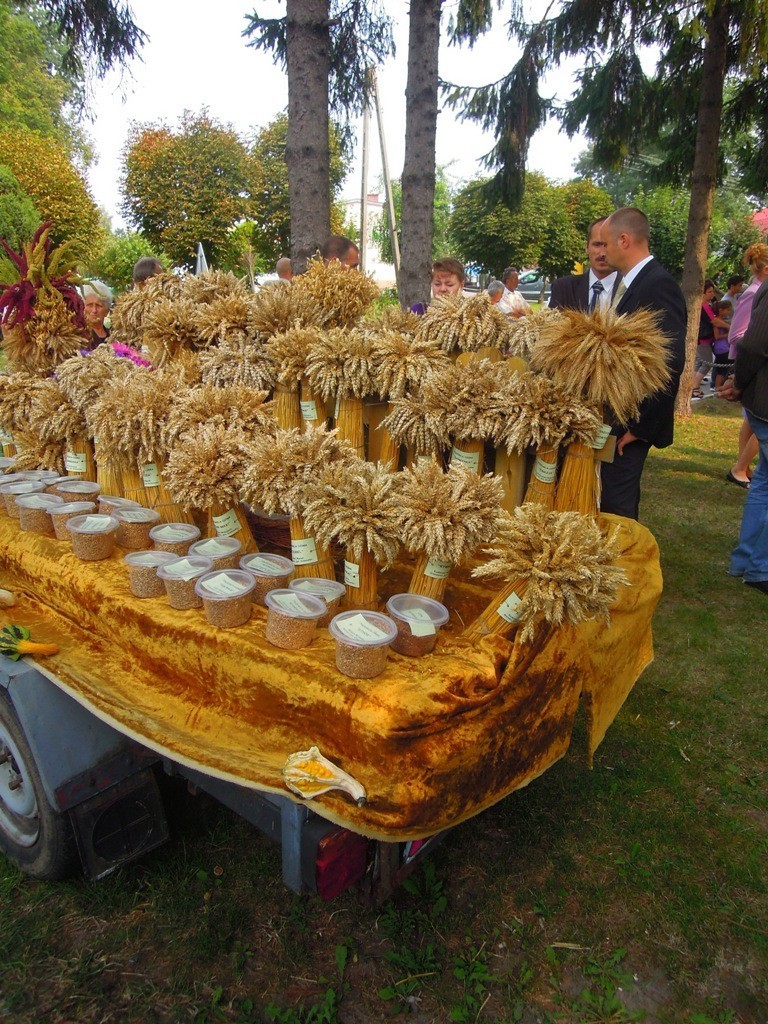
xmin=0 ymin=457 xmax=16 ymax=471
xmin=328 ymin=610 xmax=398 ymax=647
xmin=113 ymin=507 xmax=161 ymax=524
xmin=386 ymin=593 xmax=449 ymax=628
xmin=98 ymin=495 xmax=141 ymax=511
xmin=288 ymin=578 xmax=346 ymax=602
xmin=124 ymin=550 xmax=180 ymax=569
xmin=19 ymin=470 xmax=60 ymax=483
xmin=66 ymin=513 xmax=118 ymax=534
xmin=194 ymin=569 xmax=256 ymax=601
xmin=155 ymin=555 xmax=213 ymax=581
xmin=240 ymin=552 xmax=294 ymax=577
xmin=54 ymin=479 xmax=100 ymax=495
xmin=149 ymin=523 xmax=201 ymax=543
xmin=190 ymin=536 xmax=243 ymax=559
xmin=0 ymin=480 xmax=46 ymax=495
xmin=264 ymin=588 xmax=326 ymax=619
xmin=48 ymin=500 xmax=97 ymax=516
xmin=15 ymin=493 xmax=65 ymax=510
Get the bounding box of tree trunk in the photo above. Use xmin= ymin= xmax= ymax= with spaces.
xmin=399 ymin=0 xmax=442 ymax=309
xmin=676 ymin=2 xmax=730 ymax=417
xmin=286 ymin=0 xmax=331 ymax=264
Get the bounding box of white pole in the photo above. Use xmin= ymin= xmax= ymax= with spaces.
xmin=359 ymin=69 xmax=371 ymax=275
xmin=371 ymin=68 xmax=400 ymax=278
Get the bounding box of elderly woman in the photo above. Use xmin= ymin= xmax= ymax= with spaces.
xmin=81 ymin=280 xmax=114 ymax=348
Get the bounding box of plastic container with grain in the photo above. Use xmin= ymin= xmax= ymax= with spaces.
xmin=14 ymin=492 xmax=64 ymax=536
xmin=53 ymin=479 xmax=101 ymax=504
xmin=263 ymin=589 xmax=325 ymax=650
xmin=156 ymin=555 xmax=213 ymax=609
xmin=194 ymin=569 xmax=256 ymax=628
xmin=48 ymin=501 xmax=97 ymax=540
xmin=149 ymin=522 xmax=201 ymax=555
xmin=123 ymin=550 xmax=179 ymax=598
xmin=385 ymin=593 xmax=449 ymax=657
xmin=66 ymin=513 xmax=119 ymax=561
xmin=328 ymin=610 xmax=398 ymax=679
xmin=1 ymin=480 xmax=46 ymax=517
xmin=113 ymin=506 xmax=161 ymax=549
xmin=21 ymin=470 xmax=60 ymax=486
xmin=98 ymin=495 xmax=141 ymax=514
xmin=239 ymin=552 xmax=294 ymax=605
xmin=288 ymin=577 xmax=345 ymax=628
xmin=189 ymin=536 xmax=243 ymax=571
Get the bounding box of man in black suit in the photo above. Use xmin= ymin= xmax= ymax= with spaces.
xmin=597 ymin=207 xmax=687 ymax=520
xmin=549 ymin=217 xmax=619 ymax=312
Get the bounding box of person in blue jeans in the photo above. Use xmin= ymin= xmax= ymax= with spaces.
xmin=717 ymin=275 xmax=768 ymax=593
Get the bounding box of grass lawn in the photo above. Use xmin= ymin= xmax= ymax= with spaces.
xmin=1 ymin=398 xmax=766 ymax=1024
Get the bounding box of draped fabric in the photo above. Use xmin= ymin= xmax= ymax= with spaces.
xmin=0 ymin=513 xmax=661 ymax=841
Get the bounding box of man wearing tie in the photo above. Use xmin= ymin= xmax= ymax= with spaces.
xmin=598 ymin=207 xmax=687 ymax=519
xmin=549 ymin=217 xmax=619 ymax=313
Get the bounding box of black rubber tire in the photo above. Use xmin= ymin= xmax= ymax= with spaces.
xmin=0 ymin=689 xmax=78 ymax=879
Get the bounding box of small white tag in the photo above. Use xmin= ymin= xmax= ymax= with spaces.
xmin=291 ymin=537 xmax=318 ymax=565
xmin=335 ymin=613 xmax=389 ymax=643
xmin=300 ymin=400 xmax=318 ymax=421
xmin=425 ymin=557 xmax=452 ymax=580
xmin=270 ymin=592 xmax=313 ymax=615
xmin=81 ymin=516 xmax=113 ymax=532
xmin=591 ymin=424 xmax=612 ymax=449
xmin=155 ymin=526 xmax=189 ymax=540
xmin=141 ymin=462 xmax=160 ymax=487
xmin=196 ymin=538 xmax=230 ymax=555
xmin=212 ymin=508 xmax=241 ymax=536
xmin=164 ymin=558 xmax=199 ymax=580
xmin=202 ymin=573 xmax=246 ymax=597
xmin=119 ymin=509 xmax=153 ymax=522
xmin=497 ymin=591 xmax=523 ymax=623
xmin=64 ymin=451 xmax=87 ymax=473
xmin=533 ymin=457 xmax=557 ymax=483
xmin=450 ymin=446 xmax=480 ymax=472
xmin=404 ymin=607 xmax=436 ymax=636
xmin=248 ymin=555 xmax=285 ymax=575
xmin=344 ymin=560 xmax=360 ymax=588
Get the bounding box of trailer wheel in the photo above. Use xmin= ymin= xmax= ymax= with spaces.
xmin=0 ymin=690 xmax=78 ymax=879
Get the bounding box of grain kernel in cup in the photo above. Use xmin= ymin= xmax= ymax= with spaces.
xmin=15 ymin=493 xmax=64 ymax=535
xmin=149 ymin=522 xmax=201 ymax=555
xmin=240 ymin=552 xmax=294 ymax=605
xmin=124 ymin=550 xmax=179 ymax=598
xmin=328 ymin=610 xmax=398 ymax=679
xmin=113 ymin=506 xmax=161 ymax=549
xmin=48 ymin=501 xmax=97 ymax=540
xmin=54 ymin=479 xmax=101 ymax=504
xmin=195 ymin=569 xmax=255 ymax=628
xmin=385 ymin=593 xmax=449 ymax=657
xmin=98 ymin=495 xmax=141 ymax=514
xmin=288 ymin=577 xmax=345 ymax=628
xmin=156 ymin=555 xmax=212 ymax=609
xmin=1 ymin=481 xmax=45 ymax=518
xmin=66 ymin=514 xmax=119 ymax=561
xmin=189 ymin=536 xmax=243 ymax=571
xmin=263 ymin=589 xmax=324 ymax=650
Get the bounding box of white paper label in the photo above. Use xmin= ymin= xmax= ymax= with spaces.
xmin=212 ymin=508 xmax=241 ymax=537
xmin=155 ymin=525 xmax=189 ymax=541
xmin=196 ymin=538 xmax=231 ymax=555
xmin=270 ymin=592 xmax=313 ymax=615
xmin=202 ymin=573 xmax=245 ymax=597
xmin=403 ymin=607 xmax=436 ymax=636
xmin=533 ymin=457 xmax=557 ymax=483
xmin=497 ymin=591 xmax=523 ymax=623
xmin=424 ymin=557 xmax=452 ymax=580
xmin=450 ymin=446 xmax=480 ymax=472
xmin=0 ymin=429 xmax=12 ymax=444
xmin=248 ymin=555 xmax=285 ymax=576
xmin=141 ymin=462 xmax=160 ymax=487
xmin=291 ymin=537 xmax=318 ymax=565
xmin=119 ymin=509 xmax=153 ymax=522
xmin=81 ymin=516 xmax=113 ymax=532
xmin=64 ymin=450 xmax=87 ymax=473
xmin=335 ymin=613 xmax=389 ymax=643
xmin=591 ymin=424 xmax=612 ymax=449
xmin=164 ymin=558 xmax=199 ymax=580
xmin=300 ymin=400 xmax=318 ymax=421
xmin=344 ymin=560 xmax=360 ymax=588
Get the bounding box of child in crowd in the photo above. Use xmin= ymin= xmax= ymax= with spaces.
xmin=712 ymin=298 xmax=734 ymax=389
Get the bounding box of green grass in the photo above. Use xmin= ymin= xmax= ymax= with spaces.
xmin=1 ymin=400 xmax=766 ymax=1023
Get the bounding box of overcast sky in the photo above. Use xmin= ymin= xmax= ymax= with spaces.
xmin=85 ymin=1 xmax=587 ymax=230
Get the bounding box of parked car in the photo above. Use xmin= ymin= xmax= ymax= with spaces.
xmin=517 ymin=269 xmax=551 ymax=303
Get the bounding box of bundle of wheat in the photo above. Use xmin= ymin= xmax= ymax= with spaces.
xmin=197 ymin=337 xmax=275 ymax=391
xmin=165 ymin=421 xmax=257 ymax=551
xmin=507 ymin=307 xmax=566 ymax=360
xmin=366 ymin=304 xmax=420 ymax=335
xmin=141 ymin=297 xmax=202 ymax=367
xmin=242 ymin=426 xmax=356 ymax=580
xmin=293 ymin=257 xmax=379 ymax=328
xmin=109 ymin=273 xmax=183 ymax=349
xmin=26 ymin=376 xmax=95 ymax=479
xmin=465 ymin=504 xmax=629 ymax=643
xmin=397 ymin=461 xmax=506 ymax=602
xmin=302 ymin=459 xmax=402 ymax=607
xmin=193 ymin=292 xmax=256 ymax=347
xmin=304 ymin=327 xmax=377 ymax=456
xmin=247 ymin=280 xmax=326 ymax=340
xmin=8 ymin=430 xmax=65 ymax=473
xmin=414 ymin=293 xmax=514 ymax=354
xmin=379 ymin=394 xmax=445 ymax=466
xmin=267 ymin=325 xmax=329 ymax=430
xmin=181 ymin=269 xmax=246 ymax=306
xmin=165 ymin=384 xmax=274 ymax=450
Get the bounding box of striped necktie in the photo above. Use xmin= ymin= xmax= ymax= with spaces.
xmin=589 ymin=280 xmax=604 ymax=312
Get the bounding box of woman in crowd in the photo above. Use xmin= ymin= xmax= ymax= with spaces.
xmin=81 ymin=280 xmax=114 ymax=349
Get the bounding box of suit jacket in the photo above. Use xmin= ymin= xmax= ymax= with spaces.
xmin=549 ymin=272 xmax=621 ymax=312
xmin=734 ymin=276 xmax=768 ymax=421
xmin=614 ymin=257 xmax=687 ymax=448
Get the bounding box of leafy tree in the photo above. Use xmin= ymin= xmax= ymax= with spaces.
xmin=34 ymin=0 xmax=146 ymax=78
xmin=121 ymin=111 xmax=252 ymax=270
xmin=0 ymin=127 xmax=102 ymax=262
xmin=85 ymin=231 xmax=168 ymax=295
xmin=0 ymin=165 xmax=40 ymax=251
xmin=374 ymin=168 xmax=453 ymax=265
xmin=244 ymin=1 xmax=394 ymax=263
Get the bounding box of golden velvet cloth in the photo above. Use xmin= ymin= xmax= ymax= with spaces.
xmin=0 ymin=513 xmax=660 ymax=841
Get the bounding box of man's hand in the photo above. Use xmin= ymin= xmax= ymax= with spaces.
xmin=616 ymin=431 xmax=639 ymax=456
xmin=716 ymin=378 xmax=741 ymax=402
